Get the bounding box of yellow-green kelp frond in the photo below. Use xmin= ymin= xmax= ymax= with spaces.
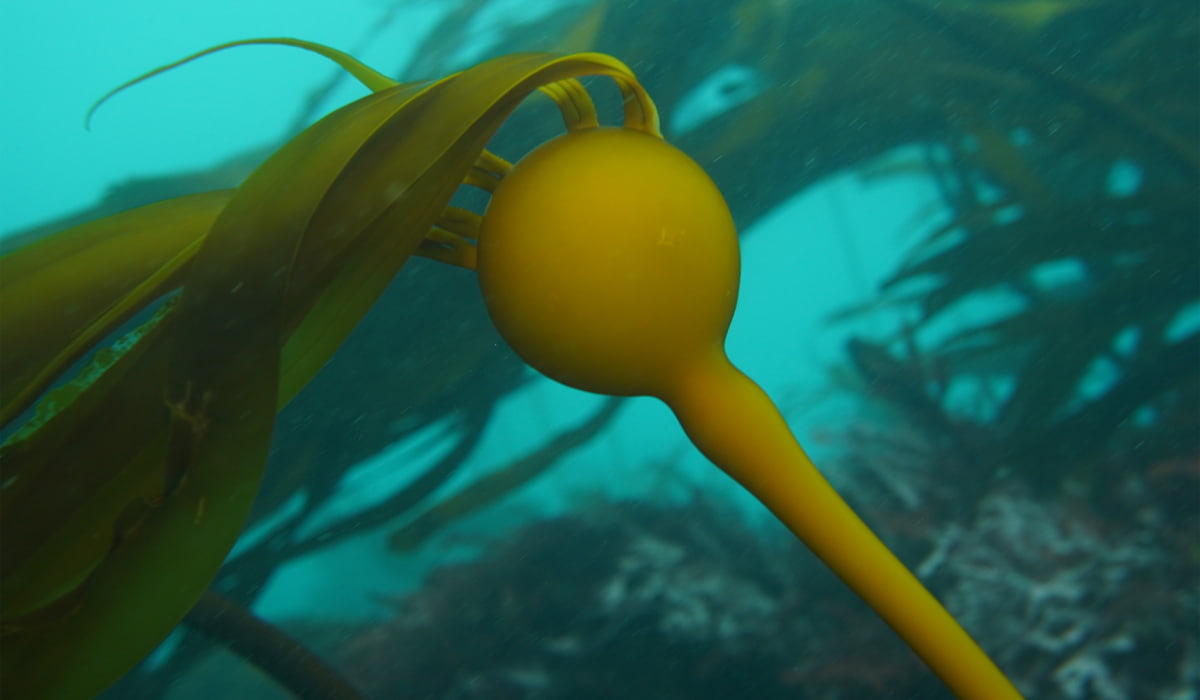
xmin=1 ymin=41 xmax=660 ymax=700
xmin=85 ymin=37 xmax=402 ymax=129
xmin=0 ymin=190 xmax=232 ymax=427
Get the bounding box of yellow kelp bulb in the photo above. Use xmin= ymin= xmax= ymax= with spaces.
xmin=478 ymin=127 xmax=1024 ymax=700
xmin=478 ymin=127 xmax=739 ymax=396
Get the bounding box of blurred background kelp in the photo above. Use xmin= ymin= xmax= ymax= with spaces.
xmin=5 ymin=0 xmax=1197 ymax=698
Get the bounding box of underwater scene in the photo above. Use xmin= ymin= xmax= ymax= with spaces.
xmin=1 ymin=0 xmax=1197 ymax=698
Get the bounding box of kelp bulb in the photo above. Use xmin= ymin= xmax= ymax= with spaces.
xmin=477 ymin=126 xmax=1023 ymax=700
xmin=477 ymin=127 xmax=739 ymax=397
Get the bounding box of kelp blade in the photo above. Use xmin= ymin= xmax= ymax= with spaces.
xmin=0 ymin=191 xmax=232 ymax=426
xmin=0 ymin=80 xmax=432 ymax=700
xmin=0 ymin=48 xmax=656 ymax=700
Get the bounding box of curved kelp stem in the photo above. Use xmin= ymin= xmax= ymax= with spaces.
xmin=184 ymin=590 xmax=364 ymax=700
xmin=475 ymin=126 xmax=1023 ymax=698
xmin=1 ymin=42 xmax=658 ymax=700
xmin=666 ymin=353 xmax=1018 ymax=699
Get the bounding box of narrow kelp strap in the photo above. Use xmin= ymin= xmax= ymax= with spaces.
xmin=85 ymin=37 xmax=401 ymax=128
xmin=87 ymin=39 xmax=660 ymax=137
xmin=539 ymin=78 xmax=601 ymax=130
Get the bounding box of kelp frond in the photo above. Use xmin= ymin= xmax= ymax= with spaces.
xmin=85 ymin=37 xmax=402 ymax=129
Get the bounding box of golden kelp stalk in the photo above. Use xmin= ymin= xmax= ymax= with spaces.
xmin=0 ymin=39 xmax=1019 ymax=699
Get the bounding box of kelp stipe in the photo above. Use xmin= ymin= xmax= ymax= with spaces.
xmin=475 ymin=126 xmax=1023 ymax=700
xmin=0 ymin=38 xmax=1020 ymax=699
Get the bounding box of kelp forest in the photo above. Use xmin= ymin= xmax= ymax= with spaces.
xmin=1 ymin=0 xmax=1197 ymax=698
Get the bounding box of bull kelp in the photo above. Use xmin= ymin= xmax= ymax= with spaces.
xmin=1 ymin=34 xmax=1020 ymax=700
xmin=2 ymin=0 xmax=1195 ymax=697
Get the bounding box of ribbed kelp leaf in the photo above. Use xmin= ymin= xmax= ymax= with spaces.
xmin=0 ymin=41 xmax=657 ymax=700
